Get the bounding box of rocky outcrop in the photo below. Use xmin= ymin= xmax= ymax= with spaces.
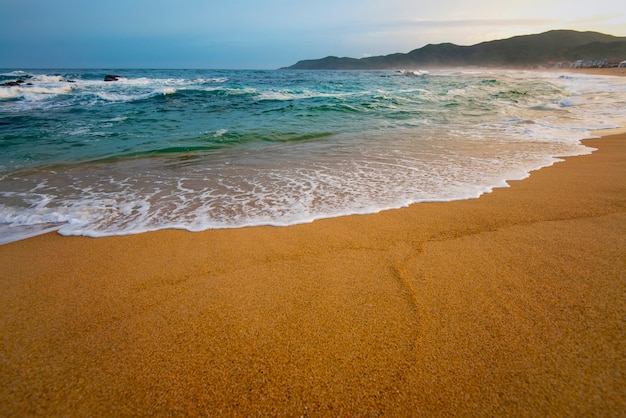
xmin=0 ymin=79 xmax=26 ymax=87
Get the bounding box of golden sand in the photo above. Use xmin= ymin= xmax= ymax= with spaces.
xmin=1 ymin=133 xmax=625 ymax=416
xmin=538 ymin=67 xmax=626 ymax=77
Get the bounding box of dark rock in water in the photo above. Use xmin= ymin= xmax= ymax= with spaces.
xmin=104 ymin=75 xmax=121 ymax=82
xmin=0 ymin=79 xmax=25 ymax=87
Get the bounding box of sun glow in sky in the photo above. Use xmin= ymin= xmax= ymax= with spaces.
xmin=1 ymin=0 xmax=624 ymax=69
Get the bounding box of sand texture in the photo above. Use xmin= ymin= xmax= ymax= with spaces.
xmin=1 ymin=134 xmax=625 ymax=416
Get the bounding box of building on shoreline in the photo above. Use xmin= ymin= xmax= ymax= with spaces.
xmin=541 ymin=58 xmax=626 ymax=69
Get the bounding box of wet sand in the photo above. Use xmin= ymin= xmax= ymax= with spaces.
xmin=1 ymin=133 xmax=625 ymax=416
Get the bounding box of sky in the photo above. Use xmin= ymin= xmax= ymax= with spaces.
xmin=1 ymin=0 xmax=624 ymax=69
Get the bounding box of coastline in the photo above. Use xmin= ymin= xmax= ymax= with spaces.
xmin=538 ymin=66 xmax=626 ymax=77
xmin=1 ymin=132 xmax=625 ymax=415
xmin=563 ymin=67 xmax=626 ymax=77
xmin=2 ymin=68 xmax=625 ymax=245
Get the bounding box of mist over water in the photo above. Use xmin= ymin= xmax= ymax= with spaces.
xmin=1 ymin=69 xmax=625 ymax=244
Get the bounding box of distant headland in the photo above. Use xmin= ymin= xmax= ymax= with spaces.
xmin=283 ymin=30 xmax=626 ymax=70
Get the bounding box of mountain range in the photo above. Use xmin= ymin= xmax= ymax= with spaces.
xmin=284 ymin=30 xmax=626 ymax=70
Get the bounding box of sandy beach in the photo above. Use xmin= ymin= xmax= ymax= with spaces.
xmin=1 ymin=130 xmax=625 ymax=416
xmin=568 ymin=67 xmax=626 ymax=77
xmin=535 ymin=67 xmax=626 ymax=78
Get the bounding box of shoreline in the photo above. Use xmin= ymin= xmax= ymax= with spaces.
xmin=555 ymin=67 xmax=626 ymax=77
xmin=2 ymin=67 xmax=625 ymax=247
xmin=1 ymin=132 xmax=625 ymax=415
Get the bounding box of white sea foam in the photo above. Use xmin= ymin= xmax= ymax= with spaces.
xmin=31 ymin=75 xmax=64 ymax=83
xmin=1 ymin=69 xmax=625 ymax=244
xmin=1 ymin=70 xmax=29 ymax=77
xmin=196 ymin=77 xmax=228 ymax=83
xmin=206 ymin=86 xmax=258 ymax=95
xmin=29 ymin=86 xmax=74 ymax=95
xmin=0 ymin=87 xmax=21 ymax=100
xmin=0 ymin=85 xmax=73 ymax=101
xmin=95 ymin=90 xmax=157 ymax=102
xmin=257 ymin=89 xmax=324 ymax=101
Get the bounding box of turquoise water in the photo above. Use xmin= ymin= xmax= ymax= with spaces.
xmin=1 ymin=69 xmax=625 ymax=243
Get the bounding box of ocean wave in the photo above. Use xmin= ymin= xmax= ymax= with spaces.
xmin=213 ymin=129 xmax=228 ymax=137
xmin=0 ymin=131 xmax=588 ymax=242
xmin=0 ymin=70 xmax=30 ymax=77
xmin=0 ymin=71 xmax=377 ymax=109
xmin=94 ymin=87 xmax=180 ymax=102
xmin=203 ymin=86 xmax=258 ymax=95
xmin=256 ymin=89 xmax=359 ymax=102
xmin=0 ymin=88 xmax=21 ymax=100
xmin=95 ymin=91 xmax=151 ymax=102
xmin=197 ymin=77 xmax=228 ymax=84
xmin=2 ymin=69 xmax=626 ymax=244
xmin=0 ymin=72 xmax=233 ymax=107
xmin=0 ymin=85 xmax=74 ymax=101
xmin=31 ymin=74 xmax=65 ymax=83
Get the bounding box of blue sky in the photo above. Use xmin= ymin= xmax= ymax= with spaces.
xmin=1 ymin=0 xmax=624 ymax=69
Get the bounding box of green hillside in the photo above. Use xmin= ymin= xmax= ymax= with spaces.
xmin=285 ymin=30 xmax=626 ymax=69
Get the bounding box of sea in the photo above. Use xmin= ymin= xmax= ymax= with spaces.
xmin=1 ymin=68 xmax=625 ymax=245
